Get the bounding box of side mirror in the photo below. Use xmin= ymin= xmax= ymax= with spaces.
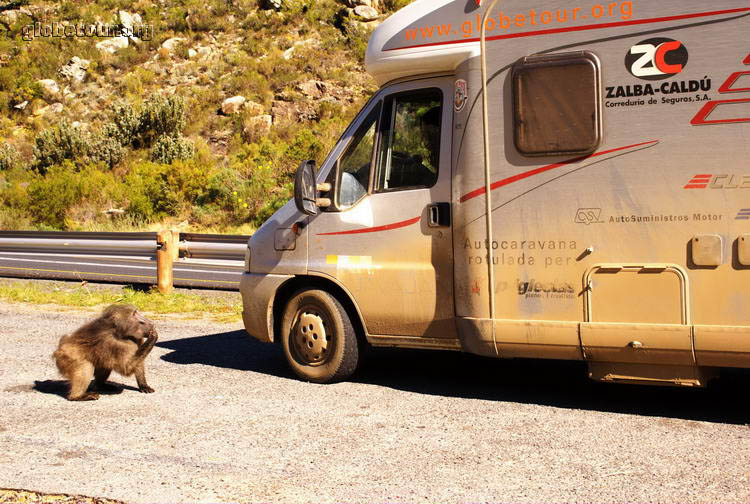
xmin=294 ymin=160 xmax=318 ymax=216
xmin=294 ymin=160 xmax=331 ymax=216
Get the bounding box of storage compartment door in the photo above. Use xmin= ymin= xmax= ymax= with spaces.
xmin=580 ymin=265 xmax=694 ymax=366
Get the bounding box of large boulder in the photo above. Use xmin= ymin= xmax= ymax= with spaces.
xmin=297 ymin=80 xmax=326 ymax=99
xmin=0 ymin=10 xmax=19 ymax=28
xmin=221 ymin=95 xmax=246 ymax=115
xmin=96 ymin=36 xmax=129 ymax=54
xmin=59 ymin=56 xmax=90 ymax=82
xmin=271 ymin=101 xmax=295 ymax=125
xmin=353 ymin=5 xmax=379 ymax=21
xmin=271 ymin=100 xmax=318 ymax=125
xmin=37 ymin=79 xmax=60 ymax=99
xmin=161 ymin=37 xmax=187 ymax=52
xmin=118 ymin=11 xmax=143 ymax=41
xmin=118 ymin=10 xmax=142 ymax=31
xmin=244 ymin=100 xmax=265 ymax=116
xmin=243 ymin=114 xmax=273 ymax=140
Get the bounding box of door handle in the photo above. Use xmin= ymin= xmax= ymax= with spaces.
xmin=628 ymin=341 xmax=644 ymax=350
xmin=428 ymin=202 xmax=451 ymax=228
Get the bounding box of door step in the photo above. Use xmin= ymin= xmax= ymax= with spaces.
xmin=588 ymin=362 xmax=717 ymax=387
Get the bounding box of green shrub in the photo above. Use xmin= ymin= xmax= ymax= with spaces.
xmin=27 ymin=163 xmax=82 ymax=228
xmin=32 ymin=120 xmax=92 ymax=174
xmin=138 ymin=94 xmax=187 ymax=146
xmin=124 ymin=159 xmax=216 ymax=220
xmin=90 ymin=134 xmax=125 ymax=169
xmin=26 ymin=163 xmax=125 ymax=229
xmin=150 ymin=134 xmax=196 ymax=164
xmin=10 ymin=74 xmax=43 ymax=107
xmin=0 ymin=143 xmax=19 ymax=171
xmin=0 ymin=175 xmax=31 ymax=210
xmin=108 ymin=102 xmax=141 ymax=147
xmin=105 ymin=95 xmax=188 ymax=150
xmin=33 ymin=120 xmax=125 ymax=172
xmin=284 ymin=127 xmax=324 ymax=169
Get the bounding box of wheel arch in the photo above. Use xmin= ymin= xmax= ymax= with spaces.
xmin=271 ymin=274 xmax=369 ymax=346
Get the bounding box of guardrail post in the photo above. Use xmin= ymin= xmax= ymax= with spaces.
xmin=156 ymin=230 xmax=174 ymax=294
xmin=171 ymin=229 xmax=180 ymax=261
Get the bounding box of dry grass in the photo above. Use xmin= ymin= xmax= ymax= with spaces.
xmin=0 ymin=280 xmax=242 ymax=323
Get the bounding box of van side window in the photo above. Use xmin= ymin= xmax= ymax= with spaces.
xmin=376 ymin=89 xmax=442 ymax=191
xmin=336 ymin=103 xmax=380 ymax=209
xmin=512 ymin=51 xmax=601 ymax=156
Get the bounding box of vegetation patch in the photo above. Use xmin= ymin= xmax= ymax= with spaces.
xmin=0 ymin=280 xmax=243 ymax=323
xmin=0 ymin=0 xmax=412 ymax=234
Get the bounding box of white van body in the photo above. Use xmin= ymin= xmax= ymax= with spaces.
xmin=241 ymin=0 xmax=750 ymax=386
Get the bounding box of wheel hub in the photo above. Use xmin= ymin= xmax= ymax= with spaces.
xmin=294 ymin=310 xmax=330 ymax=364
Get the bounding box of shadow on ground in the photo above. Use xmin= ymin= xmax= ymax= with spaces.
xmin=32 ymin=380 xmax=137 ymax=399
xmin=157 ymin=330 xmax=294 ymax=379
xmin=158 ymin=330 xmax=750 ymax=425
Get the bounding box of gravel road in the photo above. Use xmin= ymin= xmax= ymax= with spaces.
xmin=1 ymin=301 xmax=749 ymax=503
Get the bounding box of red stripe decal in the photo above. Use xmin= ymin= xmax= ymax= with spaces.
xmin=691 ymin=98 xmax=750 ymax=125
xmin=744 ymin=53 xmax=750 ymax=65
xmin=718 ymin=71 xmax=750 ymax=93
xmin=388 ymin=8 xmax=750 ymax=52
xmin=459 ymin=140 xmax=659 ymax=203
xmin=684 ymin=185 xmax=708 ymax=189
xmin=317 ymin=216 xmax=420 ymax=236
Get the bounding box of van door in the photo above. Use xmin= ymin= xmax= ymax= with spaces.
xmin=309 ymin=78 xmax=456 ymax=341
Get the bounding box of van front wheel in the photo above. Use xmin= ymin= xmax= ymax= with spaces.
xmin=280 ymin=289 xmax=360 ymax=383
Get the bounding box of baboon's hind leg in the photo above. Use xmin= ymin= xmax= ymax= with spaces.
xmin=68 ymin=361 xmax=98 ymax=401
xmin=94 ymin=367 xmax=121 ymax=393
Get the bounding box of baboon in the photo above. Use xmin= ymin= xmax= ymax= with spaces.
xmin=52 ymin=304 xmax=158 ymax=401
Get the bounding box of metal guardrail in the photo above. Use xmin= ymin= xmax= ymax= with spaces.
xmin=0 ymin=231 xmax=250 ymax=290
xmin=179 ymin=233 xmax=249 ymax=260
xmin=0 ymin=237 xmax=158 ymax=254
xmin=0 ymin=231 xmax=250 ymax=261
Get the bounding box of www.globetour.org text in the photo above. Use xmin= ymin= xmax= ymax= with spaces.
xmin=404 ymin=1 xmax=634 ymax=42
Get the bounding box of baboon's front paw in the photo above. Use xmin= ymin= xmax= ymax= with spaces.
xmin=138 ymin=385 xmax=155 ymax=394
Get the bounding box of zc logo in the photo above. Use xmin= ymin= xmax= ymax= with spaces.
xmin=626 ymin=38 xmax=689 ymax=81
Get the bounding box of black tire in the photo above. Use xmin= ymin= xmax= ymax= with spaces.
xmin=280 ymin=289 xmax=360 ymax=383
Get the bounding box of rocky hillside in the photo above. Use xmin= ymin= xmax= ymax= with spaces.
xmin=0 ymin=0 xmax=413 ymax=233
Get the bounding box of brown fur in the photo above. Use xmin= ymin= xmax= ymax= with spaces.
xmin=52 ymin=304 xmax=158 ymax=401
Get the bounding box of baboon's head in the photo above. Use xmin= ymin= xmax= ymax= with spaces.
xmin=102 ymin=304 xmax=155 ymax=339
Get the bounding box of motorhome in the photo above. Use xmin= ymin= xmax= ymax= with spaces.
xmin=240 ymin=0 xmax=750 ymax=387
